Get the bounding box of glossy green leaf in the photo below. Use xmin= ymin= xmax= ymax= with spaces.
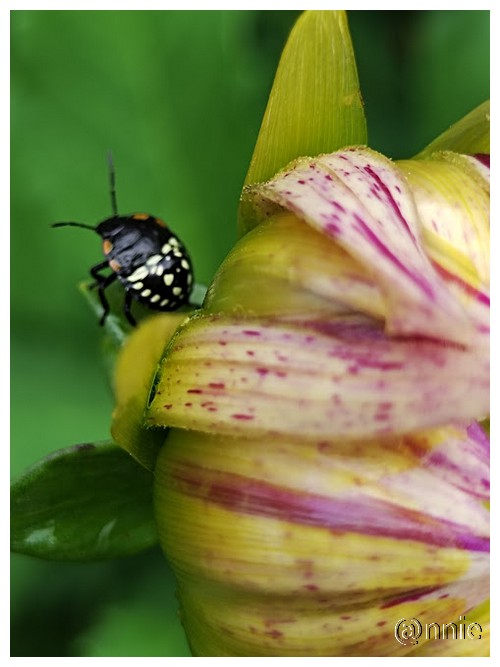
xmin=241 ymin=10 xmax=367 ymax=192
xmin=11 ymin=441 xmax=157 ymax=561
xmin=416 ymin=100 xmax=490 ymax=158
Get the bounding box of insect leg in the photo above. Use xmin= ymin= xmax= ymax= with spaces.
xmin=89 ymin=260 xmax=112 ymax=288
xmin=89 ymin=261 xmax=117 ymax=325
xmin=123 ymin=289 xmax=136 ymax=327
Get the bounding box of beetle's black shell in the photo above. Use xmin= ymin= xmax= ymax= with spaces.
xmin=97 ymin=214 xmax=193 ymax=311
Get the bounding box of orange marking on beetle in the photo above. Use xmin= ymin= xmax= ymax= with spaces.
xmin=154 ymin=217 xmax=167 ymax=227
xmin=132 ymin=213 xmax=149 ymax=221
xmin=109 ymin=259 xmax=121 ymax=272
xmin=102 ymin=239 xmax=113 ymax=254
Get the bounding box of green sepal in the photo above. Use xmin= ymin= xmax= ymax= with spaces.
xmin=416 ymin=100 xmax=490 ymax=158
xmin=11 ymin=441 xmax=157 ymax=561
xmin=239 ymin=10 xmax=367 ymax=235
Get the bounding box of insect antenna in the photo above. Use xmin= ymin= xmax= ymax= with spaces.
xmin=107 ymin=151 xmax=118 ymax=217
xmin=51 ymin=221 xmax=97 ymax=231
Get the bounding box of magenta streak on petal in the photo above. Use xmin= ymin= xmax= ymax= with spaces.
xmin=353 ymin=213 xmax=435 ymax=299
xmin=467 ymin=421 xmax=490 ymax=449
xmin=170 ymin=464 xmax=489 ymax=553
xmin=362 ymin=164 xmax=417 ymax=244
xmin=425 ymin=447 xmax=489 ymax=500
xmin=379 ymin=587 xmax=441 ymax=609
xmin=354 ymin=359 xmax=404 ymax=371
xmin=432 ymin=262 xmax=490 ymax=306
xmin=299 ymin=318 xmax=386 ymax=342
xmin=474 ymin=153 xmax=490 ymax=168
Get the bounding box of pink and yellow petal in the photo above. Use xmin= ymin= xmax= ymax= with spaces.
xmin=147 ymin=316 xmax=489 ymax=440
xmin=246 ymin=148 xmax=474 ymax=344
xmin=407 ymin=599 xmax=489 ymax=656
xmin=398 ymin=154 xmax=489 ymax=323
xmin=206 ymin=211 xmax=384 ymax=320
xmin=155 ymin=427 xmax=488 ymax=656
xmin=178 ymin=580 xmax=486 ymax=656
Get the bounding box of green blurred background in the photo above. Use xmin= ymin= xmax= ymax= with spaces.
xmin=11 ymin=10 xmax=489 ymax=657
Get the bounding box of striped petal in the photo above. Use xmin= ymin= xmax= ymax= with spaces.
xmin=154 ymin=419 xmax=489 ymax=656
xmin=244 ymin=147 xmax=485 ymax=344
xmin=398 ymin=152 xmax=489 ymax=331
xmin=407 ymin=599 xmax=489 ymax=656
xmin=148 ymin=143 xmax=489 ymax=656
xmin=147 ymin=315 xmax=489 ymax=439
xmin=205 ymin=211 xmax=384 ymax=320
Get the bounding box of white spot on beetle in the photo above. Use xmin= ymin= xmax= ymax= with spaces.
xmin=160 ymin=298 xmax=169 ymax=307
xmin=127 ymin=266 xmax=148 ymax=282
xmin=141 ymin=288 xmax=152 ymax=297
xmin=146 ymin=254 xmax=162 ymax=266
xmin=169 ymin=237 xmax=179 ymax=246
xmin=181 ymin=259 xmax=190 ymax=270
xmin=150 ymin=294 xmax=161 ymax=303
xmin=161 ymin=243 xmax=172 ymax=254
xmin=132 ymin=281 xmax=143 ymax=290
xmin=164 ymin=274 xmax=174 ymax=286
xmin=172 ymin=286 xmax=182 ymax=296
xmin=155 ymin=265 xmax=164 ymax=276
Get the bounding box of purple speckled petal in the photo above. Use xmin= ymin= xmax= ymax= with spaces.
xmin=147 ymin=316 xmax=489 ymax=439
xmin=168 ymin=460 xmax=488 ymax=552
xmin=470 ymin=153 xmax=490 ymax=179
xmin=156 ymin=425 xmax=488 ymax=620
xmin=421 ymin=422 xmax=490 ymax=500
xmin=397 ymin=153 xmax=489 ymax=337
xmin=259 ymin=148 xmax=474 ymax=344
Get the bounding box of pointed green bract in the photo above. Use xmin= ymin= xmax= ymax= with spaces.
xmin=416 ymin=101 xmax=490 ymax=158
xmin=242 ymin=10 xmax=367 ymax=194
xmin=11 ymin=441 xmax=157 ymax=560
xmin=111 ymin=312 xmax=187 ymax=471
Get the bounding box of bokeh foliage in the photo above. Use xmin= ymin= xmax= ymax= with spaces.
xmin=11 ymin=10 xmax=489 ymax=657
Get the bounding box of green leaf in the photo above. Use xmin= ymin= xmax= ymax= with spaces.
xmin=11 ymin=441 xmax=157 ymax=561
xmin=416 ymin=100 xmax=490 ymax=158
xmin=242 ymin=10 xmax=367 ymax=192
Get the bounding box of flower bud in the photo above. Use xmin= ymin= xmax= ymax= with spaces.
xmin=149 ymin=147 xmax=489 ymax=656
